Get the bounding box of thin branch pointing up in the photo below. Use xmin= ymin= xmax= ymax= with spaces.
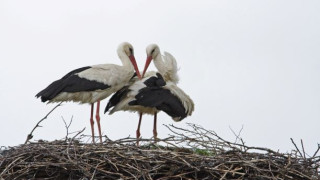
xmin=24 ymin=102 xmax=62 ymax=145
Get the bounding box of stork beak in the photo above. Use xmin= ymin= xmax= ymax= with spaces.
xmin=129 ymin=55 xmax=142 ymax=79
xmin=142 ymin=56 xmax=152 ymax=78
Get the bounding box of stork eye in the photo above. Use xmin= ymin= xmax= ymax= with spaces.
xmin=151 ymin=49 xmax=155 ymax=54
xmin=129 ymin=48 xmax=133 ymax=55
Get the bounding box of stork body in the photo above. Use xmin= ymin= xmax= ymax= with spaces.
xmin=106 ymin=73 xmax=193 ymax=119
xmin=105 ymin=73 xmax=194 ymax=140
xmin=140 ymin=44 xmax=181 ymax=140
xmin=105 ymin=44 xmax=194 ymax=143
xmin=36 ymin=42 xmax=141 ymax=143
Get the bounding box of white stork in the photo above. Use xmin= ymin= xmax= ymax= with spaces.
xmin=142 ymin=44 xmax=179 ymax=84
xmin=105 ymin=44 xmax=194 ymax=144
xmin=36 ymin=42 xmax=142 ymax=143
xmin=139 ymin=44 xmax=180 ymax=139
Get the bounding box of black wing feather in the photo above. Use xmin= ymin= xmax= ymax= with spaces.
xmin=105 ymin=73 xmax=186 ymax=120
xmin=36 ymin=66 xmax=110 ymax=102
xmin=129 ymin=87 xmax=187 ymax=120
xmin=143 ymin=73 xmax=166 ymax=87
xmin=104 ymin=85 xmax=130 ymax=113
xmin=104 ymin=72 xmax=136 ymax=113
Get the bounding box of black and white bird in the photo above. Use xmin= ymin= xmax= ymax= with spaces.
xmin=142 ymin=44 xmax=179 ymax=84
xmin=36 ymin=42 xmax=142 ymax=143
xmin=105 ymin=44 xmax=194 ymax=143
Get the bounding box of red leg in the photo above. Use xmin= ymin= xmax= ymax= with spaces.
xmin=90 ymin=103 xmax=95 ymax=143
xmin=153 ymin=112 xmax=158 ymax=142
xmin=136 ymin=112 xmax=143 ymax=146
xmin=95 ymin=100 xmax=102 ymax=143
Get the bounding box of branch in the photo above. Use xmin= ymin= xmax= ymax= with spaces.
xmin=301 ymin=139 xmax=307 ymax=160
xmin=62 ymin=115 xmax=73 ymax=141
xmin=229 ymin=125 xmax=244 ymax=144
xmin=312 ymin=144 xmax=320 ymax=158
xmin=290 ymin=138 xmax=303 ymax=158
xmin=24 ymin=102 xmax=62 ymax=145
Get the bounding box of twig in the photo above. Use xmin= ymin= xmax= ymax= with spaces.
xmin=62 ymin=115 xmax=73 ymax=141
xmin=291 ymin=138 xmax=303 ymax=158
xmin=219 ymin=164 xmax=234 ymax=180
xmin=229 ymin=125 xmax=244 ymax=144
xmin=90 ymin=162 xmax=101 ymax=180
xmin=0 ymin=157 xmax=23 ymax=177
xmin=24 ymin=102 xmax=62 ymax=145
xmin=301 ymin=139 xmax=307 ymax=160
xmin=71 ymin=128 xmax=85 ymax=142
xmin=312 ymin=144 xmax=320 ymax=158
xmin=1 ymin=123 xmax=318 ymax=179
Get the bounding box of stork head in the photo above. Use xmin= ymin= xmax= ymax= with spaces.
xmin=143 ymin=44 xmax=160 ymax=77
xmin=117 ymin=42 xmax=142 ymax=79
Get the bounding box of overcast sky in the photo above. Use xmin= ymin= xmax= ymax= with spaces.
xmin=0 ymin=0 xmax=319 ymax=154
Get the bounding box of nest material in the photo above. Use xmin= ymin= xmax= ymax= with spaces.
xmin=1 ymin=124 xmax=319 ymax=180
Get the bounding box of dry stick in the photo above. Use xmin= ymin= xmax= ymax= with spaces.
xmin=300 ymin=139 xmax=307 ymax=160
xmin=219 ymin=164 xmax=234 ymax=180
xmin=71 ymin=127 xmax=86 ymax=142
xmin=312 ymin=144 xmax=320 ymax=158
xmin=229 ymin=125 xmax=244 ymax=144
xmin=0 ymin=157 xmax=23 ymax=177
xmin=290 ymin=138 xmax=303 ymax=158
xmin=169 ymin=124 xmax=281 ymax=155
xmin=24 ymin=102 xmax=62 ymax=145
xmin=4 ymin=123 xmax=319 ymax=179
xmin=90 ymin=162 xmax=101 ymax=180
xmin=66 ymin=128 xmax=85 ymax=162
xmin=62 ymin=115 xmax=73 ymax=141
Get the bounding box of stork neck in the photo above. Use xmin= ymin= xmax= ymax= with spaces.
xmin=153 ymin=54 xmax=167 ymax=75
xmin=118 ymin=52 xmax=134 ymax=70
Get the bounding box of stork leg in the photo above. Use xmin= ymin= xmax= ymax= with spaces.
xmin=136 ymin=112 xmax=143 ymax=146
xmin=90 ymin=103 xmax=95 ymax=143
xmin=153 ymin=112 xmax=158 ymax=143
xmin=95 ymin=100 xmax=102 ymax=143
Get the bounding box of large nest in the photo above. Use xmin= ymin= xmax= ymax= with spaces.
xmin=1 ymin=124 xmax=319 ymax=180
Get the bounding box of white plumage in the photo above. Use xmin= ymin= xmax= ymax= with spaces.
xmin=108 ymin=73 xmax=194 ymax=119
xmin=105 ymin=44 xmax=194 ymax=144
xmin=36 ymin=42 xmax=141 ymax=143
xmin=51 ymin=64 xmax=136 ymax=104
xmin=143 ymin=44 xmax=179 ymax=84
xmin=108 ymin=73 xmax=160 ymax=115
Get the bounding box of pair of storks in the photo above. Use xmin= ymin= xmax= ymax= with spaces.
xmin=36 ymin=42 xmax=194 ymax=144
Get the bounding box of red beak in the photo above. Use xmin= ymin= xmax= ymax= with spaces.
xmin=129 ymin=55 xmax=142 ymax=79
xmin=142 ymin=56 xmax=152 ymax=78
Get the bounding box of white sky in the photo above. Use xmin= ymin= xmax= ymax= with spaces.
xmin=0 ymin=0 xmax=319 ymax=154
